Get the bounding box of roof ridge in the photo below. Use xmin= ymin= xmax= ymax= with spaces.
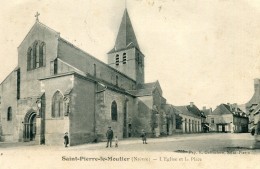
xmin=18 ymin=21 xmax=59 ymax=48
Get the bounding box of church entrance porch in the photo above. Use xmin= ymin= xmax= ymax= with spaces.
xmin=23 ymin=112 xmax=37 ymax=142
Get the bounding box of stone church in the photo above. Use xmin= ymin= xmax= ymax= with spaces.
xmin=0 ymin=9 xmax=177 ymax=146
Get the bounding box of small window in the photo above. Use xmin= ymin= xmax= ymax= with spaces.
xmin=7 ymin=107 xmax=12 ymax=121
xmin=54 ymin=59 xmax=58 ymax=75
xmin=111 ymin=101 xmax=118 ymax=121
xmin=116 ymin=75 xmax=118 ymax=86
xmin=17 ymin=68 xmax=20 ymax=100
xmin=123 ymin=53 xmax=127 ymax=64
xmin=115 ymin=54 xmax=119 ymax=66
xmin=211 ymin=118 xmax=214 ymax=124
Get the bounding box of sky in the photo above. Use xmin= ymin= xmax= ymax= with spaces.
xmin=1 ymin=0 xmax=260 ymax=110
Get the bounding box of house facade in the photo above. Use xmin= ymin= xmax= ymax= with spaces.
xmin=207 ymin=104 xmax=248 ymax=133
xmin=174 ymin=102 xmax=205 ymax=133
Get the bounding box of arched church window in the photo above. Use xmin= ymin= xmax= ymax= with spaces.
xmin=7 ymin=107 xmax=12 ymax=121
xmin=123 ymin=53 xmax=127 ymax=64
xmin=52 ymin=91 xmax=64 ymax=118
xmin=33 ymin=41 xmax=39 ymax=68
xmin=115 ymin=54 xmax=119 ymax=66
xmin=39 ymin=42 xmax=46 ymax=67
xmin=27 ymin=47 xmax=32 ymax=70
xmin=27 ymin=41 xmax=46 ymax=71
xmin=111 ymin=101 xmax=118 ymax=121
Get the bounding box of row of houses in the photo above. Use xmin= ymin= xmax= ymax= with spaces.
xmin=156 ymin=102 xmax=249 ymax=135
xmin=158 ymin=79 xmax=260 ymax=135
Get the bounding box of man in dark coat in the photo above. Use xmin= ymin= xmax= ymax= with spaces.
xmin=106 ymin=127 xmax=113 ymax=148
xmin=64 ymin=132 xmax=69 ymax=148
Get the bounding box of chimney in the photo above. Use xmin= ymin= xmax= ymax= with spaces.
xmin=203 ymin=106 xmax=206 ymax=110
xmin=210 ymin=108 xmax=212 ymax=113
xmin=254 ymin=78 xmax=260 ymax=92
xmin=190 ymin=102 xmax=194 ymax=107
xmin=233 ymin=103 xmax=238 ymax=111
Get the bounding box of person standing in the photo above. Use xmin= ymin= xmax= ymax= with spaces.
xmin=106 ymin=127 xmax=113 ymax=148
xmin=141 ymin=129 xmax=147 ymax=144
xmin=115 ymin=136 xmax=118 ymax=148
xmin=230 ymin=122 xmax=234 ymax=133
xmin=64 ymin=132 xmax=69 ymax=148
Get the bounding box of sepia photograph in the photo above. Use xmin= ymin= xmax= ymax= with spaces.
xmin=0 ymin=0 xmax=260 ymax=168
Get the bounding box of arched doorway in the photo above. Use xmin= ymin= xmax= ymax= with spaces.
xmin=24 ymin=111 xmax=37 ymax=142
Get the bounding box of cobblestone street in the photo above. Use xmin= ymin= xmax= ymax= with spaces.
xmin=1 ymin=133 xmax=259 ymax=153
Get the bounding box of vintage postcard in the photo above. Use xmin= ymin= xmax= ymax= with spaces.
xmin=0 ymin=0 xmax=260 ymax=169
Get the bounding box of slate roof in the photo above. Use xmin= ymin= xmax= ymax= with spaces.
xmin=108 ymin=9 xmax=140 ymax=54
xmin=174 ymin=105 xmax=203 ymax=118
xmin=211 ymin=104 xmax=232 ymax=115
xmin=127 ymin=81 xmax=158 ymax=97
xmin=212 ymin=104 xmax=247 ymax=117
xmin=201 ymin=108 xmax=211 ymax=116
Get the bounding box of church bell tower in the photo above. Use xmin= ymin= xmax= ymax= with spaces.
xmin=107 ymin=9 xmax=144 ymax=85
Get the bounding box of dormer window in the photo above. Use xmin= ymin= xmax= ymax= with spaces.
xmin=123 ymin=53 xmax=127 ymax=64
xmin=115 ymin=54 xmax=119 ymax=66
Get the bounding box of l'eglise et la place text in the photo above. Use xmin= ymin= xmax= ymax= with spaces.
xmin=62 ymin=156 xmax=150 ymax=162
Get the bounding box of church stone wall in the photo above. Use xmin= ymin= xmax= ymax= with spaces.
xmin=18 ymin=23 xmax=59 ymax=100
xmin=131 ymin=96 xmax=153 ymax=136
xmin=95 ymin=89 xmax=132 ymax=141
xmin=40 ymin=74 xmax=73 ymax=145
xmin=58 ymin=40 xmax=136 ymax=90
xmin=107 ymin=48 xmax=144 ymax=85
xmin=0 ymin=71 xmax=18 ymax=142
xmin=69 ymin=75 xmax=95 ymax=145
xmin=107 ymin=48 xmax=136 ymax=81
xmin=16 ymin=97 xmax=39 ymax=142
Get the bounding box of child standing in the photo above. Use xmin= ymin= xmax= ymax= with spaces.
xmin=141 ymin=129 xmax=147 ymax=144
xmin=64 ymin=132 xmax=69 ymax=148
xmin=115 ymin=136 xmax=118 ymax=148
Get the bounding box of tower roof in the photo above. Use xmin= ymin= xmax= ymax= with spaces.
xmin=108 ymin=9 xmax=139 ymax=53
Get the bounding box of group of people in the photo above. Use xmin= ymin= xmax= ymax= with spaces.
xmin=63 ymin=127 xmax=148 ymax=148
xmin=105 ymin=127 xmax=147 ymax=148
